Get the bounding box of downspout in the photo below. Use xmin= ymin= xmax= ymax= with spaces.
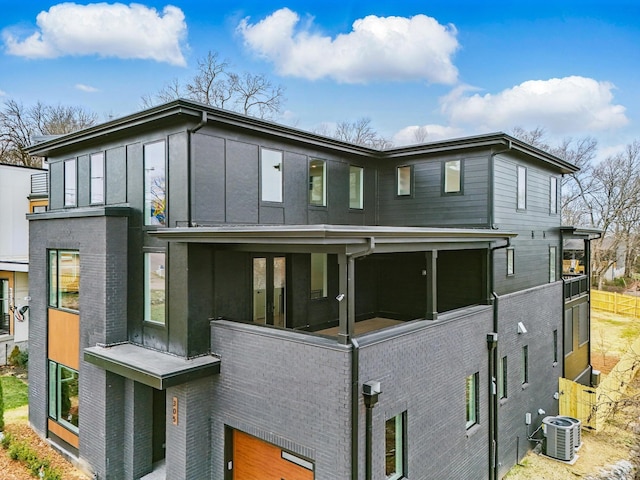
xmin=187 ymin=110 xmax=208 ymax=227
xmin=351 ymin=338 xmax=360 ymax=480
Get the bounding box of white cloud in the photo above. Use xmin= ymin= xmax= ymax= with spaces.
xmin=76 ymin=83 xmax=100 ymax=93
xmin=393 ymin=124 xmax=463 ymax=146
xmin=0 ymin=89 xmax=6 ymax=97
xmin=237 ymin=8 xmax=459 ymax=84
xmin=3 ymin=3 xmax=187 ymax=66
xmin=440 ymin=76 xmax=628 ymax=133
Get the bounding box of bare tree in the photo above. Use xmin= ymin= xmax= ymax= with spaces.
xmin=143 ymin=50 xmax=286 ymax=120
xmin=331 ymin=117 xmax=392 ymax=149
xmin=413 ymin=126 xmax=429 ymax=144
xmin=0 ymin=100 xmax=97 ymax=167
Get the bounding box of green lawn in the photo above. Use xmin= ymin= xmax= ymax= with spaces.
xmin=1 ymin=375 xmax=28 ymax=410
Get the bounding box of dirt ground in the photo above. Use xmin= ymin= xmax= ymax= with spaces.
xmin=505 ymin=309 xmax=640 ymax=480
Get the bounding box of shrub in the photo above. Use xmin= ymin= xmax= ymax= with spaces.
xmin=1 ymin=431 xmax=62 ymax=479
xmin=8 ymin=346 xmax=28 ymax=368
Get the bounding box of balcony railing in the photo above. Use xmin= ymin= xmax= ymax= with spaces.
xmin=563 ymin=275 xmax=588 ymax=300
xmin=31 ymin=172 xmax=48 ymax=195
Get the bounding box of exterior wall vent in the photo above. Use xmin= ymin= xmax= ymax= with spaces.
xmin=542 ymin=416 xmax=575 ymax=461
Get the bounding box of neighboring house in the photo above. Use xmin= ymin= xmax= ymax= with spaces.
xmin=0 ymin=163 xmax=46 ymax=359
xmin=26 ymin=99 xmax=595 ymax=480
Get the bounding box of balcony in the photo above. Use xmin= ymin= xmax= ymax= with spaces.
xmin=563 ymin=275 xmax=588 ymax=300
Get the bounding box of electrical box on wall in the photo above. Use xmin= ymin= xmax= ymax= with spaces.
xmin=525 ymin=412 xmax=532 ymax=425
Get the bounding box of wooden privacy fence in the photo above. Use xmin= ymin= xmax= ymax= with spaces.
xmin=559 ymin=334 xmax=640 ymax=431
xmin=591 ymin=290 xmax=640 ymax=317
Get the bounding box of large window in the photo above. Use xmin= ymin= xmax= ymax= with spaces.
xmin=64 ymin=159 xmax=77 ymax=207
xmin=49 ymin=361 xmax=79 ymax=433
xmin=466 ymin=372 xmax=479 ymax=429
xmin=550 ymin=176 xmax=558 ymax=214
xmin=145 ymin=252 xmax=166 ymax=325
xmin=397 ymin=165 xmax=412 ymax=196
xmin=385 ymin=412 xmax=406 ymax=480
xmin=549 ymin=246 xmax=557 ymax=282
xmin=309 ymin=159 xmax=326 ymax=206
xmin=349 ymin=166 xmax=363 ymax=209
xmin=310 ymin=253 xmax=327 ymax=299
xmin=90 ymin=152 xmax=105 ymax=204
xmin=49 ymin=250 xmax=80 ymax=312
xmin=144 ymin=141 xmax=166 ymax=226
xmin=443 ymin=159 xmax=462 ymax=194
xmin=261 ymin=148 xmax=283 ymax=203
xmin=517 ymin=165 xmax=526 ymax=210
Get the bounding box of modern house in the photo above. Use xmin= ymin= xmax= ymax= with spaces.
xmin=26 ymin=99 xmax=594 ymax=480
xmin=0 ymin=163 xmax=46 ymax=359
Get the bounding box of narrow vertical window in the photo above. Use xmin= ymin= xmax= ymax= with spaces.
xmin=349 ymin=166 xmax=364 ymax=209
xmin=90 ymin=152 xmax=105 ymax=204
xmin=443 ymin=159 xmax=462 ymax=194
xmin=309 ymin=159 xmax=326 ymax=206
xmin=397 ymin=165 xmax=412 ymax=196
xmin=498 ymin=356 xmax=508 ymax=399
xmin=553 ymin=329 xmax=558 ymax=364
xmin=48 ymin=250 xmax=80 ymax=311
xmin=549 ymin=246 xmax=557 ymax=282
xmin=506 ymin=248 xmax=515 ymax=276
xmin=145 ymin=252 xmax=166 ymax=325
xmin=517 ymin=165 xmax=526 ymax=210
xmin=48 ymin=361 xmax=79 ymax=434
xmin=385 ymin=412 xmax=406 ymax=480
xmin=564 ymin=309 xmax=574 ymax=355
xmin=64 ymin=159 xmax=77 ymax=207
xmin=144 ymin=141 xmax=166 ymax=226
xmin=579 ymin=302 xmax=589 ymax=345
xmin=466 ymin=372 xmax=479 ymax=429
xmin=48 ymin=250 xmax=58 ymax=307
xmin=310 ymin=253 xmax=327 ymax=299
xmin=261 ymin=148 xmax=283 ymax=203
xmin=550 ymin=176 xmax=558 ymax=214
xmin=522 ymin=346 xmax=529 ymax=385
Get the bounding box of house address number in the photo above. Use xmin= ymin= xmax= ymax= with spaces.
xmin=172 ymin=397 xmax=178 ymax=425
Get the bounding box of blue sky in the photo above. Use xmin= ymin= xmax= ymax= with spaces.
xmin=1 ymin=1 xmax=639 ymax=156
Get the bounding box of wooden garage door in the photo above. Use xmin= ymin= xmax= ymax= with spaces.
xmin=233 ymin=430 xmax=314 ymax=480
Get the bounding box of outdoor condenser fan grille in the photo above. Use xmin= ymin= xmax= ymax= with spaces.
xmin=542 ymin=416 xmax=575 ymax=461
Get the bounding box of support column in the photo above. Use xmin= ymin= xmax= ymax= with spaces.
xmin=425 ymin=250 xmax=438 ymax=320
xmin=123 ymin=379 xmax=153 ymax=479
xmin=338 ymin=253 xmax=350 ymax=344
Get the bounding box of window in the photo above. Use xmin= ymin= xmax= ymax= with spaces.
xmin=578 ymin=303 xmax=589 ymax=345
xmin=310 ymin=253 xmax=327 ymax=299
xmin=64 ymin=159 xmax=77 ymax=207
xmin=549 ymin=246 xmax=557 ymax=282
xmin=48 ymin=361 xmax=79 ymax=433
xmin=506 ymin=248 xmax=515 ymax=276
xmin=145 ymin=252 xmax=166 ymax=325
xmin=553 ymin=329 xmax=558 ymax=364
xmin=443 ymin=159 xmax=462 ymax=194
xmin=522 ymin=346 xmax=529 ymax=385
xmin=48 ymin=250 xmax=80 ymax=312
xmin=90 ymin=152 xmax=105 ymax=204
xmin=466 ymin=373 xmax=479 ymax=429
xmin=550 ymin=176 xmax=558 ymax=214
xmin=385 ymin=412 xmax=406 ymax=480
xmin=397 ymin=165 xmax=412 ymax=196
xmin=517 ymin=165 xmax=526 ymax=210
xmin=144 ymin=141 xmax=166 ymax=226
xmin=261 ymin=148 xmax=283 ymax=203
xmin=309 ymin=159 xmax=326 ymax=206
xmin=564 ymin=309 xmax=574 ymax=355
xmin=498 ymin=356 xmax=507 ymax=400
xmin=349 ymin=166 xmax=364 ymax=209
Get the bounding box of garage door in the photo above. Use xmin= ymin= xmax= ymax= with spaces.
xmin=232 ymin=430 xmax=314 ymax=480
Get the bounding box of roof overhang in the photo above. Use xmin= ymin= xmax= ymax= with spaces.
xmin=84 ymin=343 xmax=220 ymax=390
xmin=560 ymin=226 xmax=602 ymax=240
xmin=150 ymin=224 xmax=517 ymax=255
xmin=0 ymin=260 xmax=28 ymax=272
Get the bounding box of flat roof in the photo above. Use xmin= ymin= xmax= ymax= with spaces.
xmin=84 ymin=343 xmax=220 ymax=390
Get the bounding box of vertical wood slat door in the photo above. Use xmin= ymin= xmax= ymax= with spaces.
xmin=233 ymin=430 xmax=313 ymax=480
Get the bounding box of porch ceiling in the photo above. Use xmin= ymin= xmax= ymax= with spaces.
xmin=84 ymin=343 xmax=220 ymax=390
xmin=150 ymin=224 xmax=516 ymax=254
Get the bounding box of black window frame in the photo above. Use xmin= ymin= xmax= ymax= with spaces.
xmin=442 ymin=159 xmax=463 ymax=196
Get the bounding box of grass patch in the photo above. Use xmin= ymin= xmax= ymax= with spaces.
xmin=1 ymin=376 xmax=28 ymax=411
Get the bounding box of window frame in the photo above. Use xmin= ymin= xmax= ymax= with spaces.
xmin=385 ymin=411 xmax=407 ymax=480
xmin=549 ymin=245 xmax=557 ymax=282
xmin=90 ymin=151 xmax=105 ymax=205
xmin=144 ymin=251 xmax=166 ymax=326
xmin=144 ymin=140 xmax=166 ymax=226
xmin=64 ymin=158 xmax=77 ymax=207
xmin=550 ymin=176 xmax=558 ymax=215
xmin=349 ymin=165 xmax=364 ymax=210
xmin=553 ymin=329 xmax=559 ymax=365
xmin=396 ymin=165 xmax=413 ymax=197
xmin=522 ymin=346 xmax=529 ymax=386
xmin=308 ymin=159 xmax=327 ymax=207
xmin=506 ymin=248 xmax=515 ymax=276
xmin=48 ymin=360 xmax=79 ymax=434
xmin=261 ymin=147 xmax=284 ymax=203
xmin=465 ymin=372 xmax=479 ymax=429
xmin=48 ymin=250 xmax=80 ymax=312
xmin=498 ymin=356 xmax=508 ymax=400
xmin=442 ymin=159 xmax=463 ymax=195
xmin=310 ymin=253 xmax=328 ymax=300
xmin=578 ymin=302 xmax=589 ymax=346
xmin=517 ymin=165 xmax=527 ymax=210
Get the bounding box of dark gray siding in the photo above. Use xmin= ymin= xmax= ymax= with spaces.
xmin=378 ymin=152 xmax=490 ymax=227
xmin=106 ymin=146 xmax=127 ymax=205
